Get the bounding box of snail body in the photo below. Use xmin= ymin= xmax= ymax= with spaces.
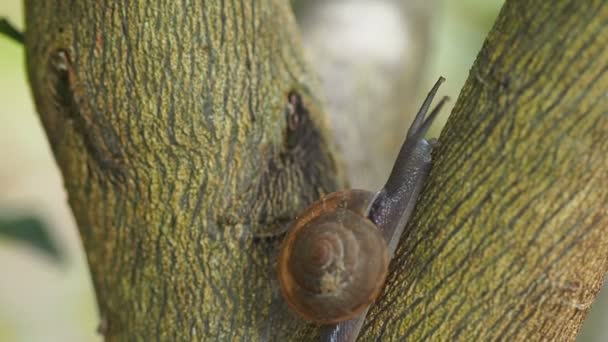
xmin=277 ymin=190 xmax=389 ymax=323
xmin=278 ymin=77 xmax=448 ymax=342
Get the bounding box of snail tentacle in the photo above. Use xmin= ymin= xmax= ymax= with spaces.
xmin=278 ymin=77 xmax=449 ymax=342
xmin=320 ymin=76 xmax=448 ymax=342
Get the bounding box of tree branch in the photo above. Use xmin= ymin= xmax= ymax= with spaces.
xmin=0 ymin=18 xmax=24 ymax=44
xmin=25 ymin=0 xmax=344 ymax=339
xmin=358 ymin=0 xmax=608 ymax=340
xmin=23 ymin=0 xmax=608 ymax=340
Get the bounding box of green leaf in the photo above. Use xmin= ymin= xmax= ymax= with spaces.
xmin=0 ymin=215 xmax=63 ymax=263
xmin=0 ymin=18 xmax=24 ymax=45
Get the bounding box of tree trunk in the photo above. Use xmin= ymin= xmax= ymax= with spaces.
xmin=359 ymin=1 xmax=608 ymax=340
xmin=24 ymin=0 xmax=608 ymax=341
xmin=25 ymin=1 xmax=344 ymax=340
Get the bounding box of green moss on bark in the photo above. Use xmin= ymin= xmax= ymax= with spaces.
xmin=25 ymin=1 xmax=344 ymax=340
xmin=360 ymin=1 xmax=608 ymax=340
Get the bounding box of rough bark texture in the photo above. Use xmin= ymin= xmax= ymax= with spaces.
xmin=359 ymin=1 xmax=608 ymax=340
xmin=25 ymin=1 xmax=345 ymax=340
xmin=24 ymin=0 xmax=608 ymax=341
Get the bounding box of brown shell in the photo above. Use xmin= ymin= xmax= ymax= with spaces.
xmin=278 ymin=190 xmax=389 ymax=324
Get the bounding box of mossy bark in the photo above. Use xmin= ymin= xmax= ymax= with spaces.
xmin=25 ymin=1 xmax=344 ymax=340
xmin=24 ymin=0 xmax=608 ymax=341
xmin=360 ymin=1 xmax=608 ymax=340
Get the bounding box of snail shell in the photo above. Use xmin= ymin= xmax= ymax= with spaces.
xmin=278 ymin=190 xmax=389 ymax=324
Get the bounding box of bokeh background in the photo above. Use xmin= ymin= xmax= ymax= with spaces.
xmin=0 ymin=1 xmax=605 ymax=340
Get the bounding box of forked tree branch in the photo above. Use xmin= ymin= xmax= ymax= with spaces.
xmin=23 ymin=0 xmax=608 ymax=340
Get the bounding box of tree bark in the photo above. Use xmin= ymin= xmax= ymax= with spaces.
xmin=25 ymin=1 xmax=344 ymax=340
xmin=359 ymin=1 xmax=608 ymax=340
xmin=24 ymin=0 xmax=608 ymax=341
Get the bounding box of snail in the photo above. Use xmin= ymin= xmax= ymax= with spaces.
xmin=277 ymin=189 xmax=390 ymax=324
xmin=278 ymin=77 xmax=449 ymax=342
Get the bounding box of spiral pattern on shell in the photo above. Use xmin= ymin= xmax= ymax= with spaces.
xmin=278 ymin=190 xmax=389 ymax=324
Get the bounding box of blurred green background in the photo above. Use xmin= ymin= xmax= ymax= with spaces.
xmin=0 ymin=2 xmax=100 ymax=341
xmin=0 ymin=1 xmax=605 ymax=341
